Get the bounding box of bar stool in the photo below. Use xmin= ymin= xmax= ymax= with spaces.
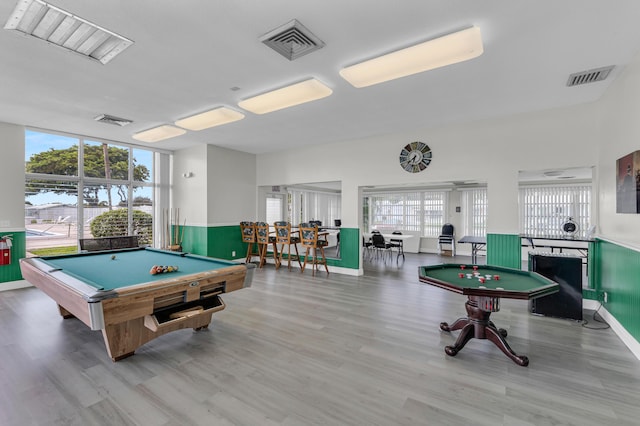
xmin=255 ymin=221 xmax=279 ymax=268
xmin=274 ymin=221 xmax=301 ymax=271
xmin=240 ymin=221 xmax=260 ymax=264
xmin=299 ymin=222 xmax=329 ymax=276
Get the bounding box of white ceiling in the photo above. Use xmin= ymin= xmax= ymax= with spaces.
xmin=2 ymin=1 xmax=640 ymax=155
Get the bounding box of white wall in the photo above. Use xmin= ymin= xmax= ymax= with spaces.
xmin=257 ymin=103 xmax=600 ymax=239
xmin=0 ymin=122 xmax=25 ymax=232
xmin=172 ymin=145 xmax=209 ymax=226
xmin=207 ymin=145 xmax=256 ymax=224
xmin=596 ymin=52 xmax=640 ymax=247
xmin=172 ymin=144 xmax=257 ymax=227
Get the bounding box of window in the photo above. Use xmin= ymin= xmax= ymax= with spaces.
xmin=364 ymin=190 xmax=447 ymax=237
xmin=519 ymin=184 xmax=591 ymax=237
xmin=288 ymin=188 xmax=341 ymax=225
xmin=461 ymin=188 xmax=487 ymax=237
xmin=25 ymin=129 xmax=162 ymax=255
xmin=266 ymin=195 xmax=284 ymax=224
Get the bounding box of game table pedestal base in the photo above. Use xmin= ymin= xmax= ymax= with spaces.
xmin=439 ymin=295 xmax=529 ymax=367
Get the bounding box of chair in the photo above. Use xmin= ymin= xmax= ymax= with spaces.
xmin=299 ymin=222 xmax=329 ymax=276
xmin=371 ymin=233 xmax=393 ymax=262
xmin=274 ymin=221 xmax=302 ymax=270
xmin=388 ymin=231 xmax=404 ymax=261
xmin=255 ymin=222 xmax=278 ymax=268
xmin=363 ymin=236 xmax=373 ymax=260
xmin=240 ymin=221 xmax=260 ymax=263
xmin=438 ymin=223 xmax=456 ymax=256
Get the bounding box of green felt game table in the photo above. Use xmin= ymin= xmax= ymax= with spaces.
xmin=20 ymin=247 xmax=255 ymax=361
xmin=419 ymin=263 xmax=558 ymax=366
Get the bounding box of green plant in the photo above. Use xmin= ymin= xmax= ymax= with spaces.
xmin=90 ymin=209 xmax=152 ymax=244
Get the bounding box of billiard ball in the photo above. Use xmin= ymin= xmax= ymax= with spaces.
xmin=111 ymin=255 xmax=116 ymax=260
xmin=460 ymin=265 xmax=466 ymax=270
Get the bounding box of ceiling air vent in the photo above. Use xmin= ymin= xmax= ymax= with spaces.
xmin=566 ymin=65 xmax=615 ymax=87
xmin=260 ymin=19 xmax=325 ymax=61
xmin=94 ymin=114 xmax=133 ymax=127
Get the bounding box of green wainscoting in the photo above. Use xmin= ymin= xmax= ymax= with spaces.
xmin=593 ymin=239 xmax=640 ymax=342
xmin=486 ymin=233 xmax=521 ymax=268
xmin=333 ymin=228 xmax=359 ymax=269
xmin=0 ymin=231 xmax=26 ymax=283
xmin=176 ymin=225 xmax=359 ymax=270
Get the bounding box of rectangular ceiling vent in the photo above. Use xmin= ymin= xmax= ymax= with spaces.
xmin=4 ymin=0 xmax=134 ymax=65
xmin=566 ymin=65 xmax=615 ymax=87
xmin=260 ymin=19 xmax=324 ymax=61
xmin=94 ymin=114 xmax=133 ymax=127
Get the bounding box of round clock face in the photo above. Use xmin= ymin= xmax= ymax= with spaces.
xmin=399 ymin=141 xmax=432 ymax=173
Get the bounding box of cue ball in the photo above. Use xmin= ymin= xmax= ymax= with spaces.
xmin=111 ymin=255 xmax=116 ymax=260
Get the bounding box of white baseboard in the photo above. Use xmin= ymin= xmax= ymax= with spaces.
xmin=584 ymin=299 xmax=640 ymax=361
xmin=0 ymin=280 xmax=32 ymax=292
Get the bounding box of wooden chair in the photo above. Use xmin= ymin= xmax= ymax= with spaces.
xmin=255 ymin=221 xmax=278 ymax=268
xmin=274 ymin=221 xmax=301 ymax=270
xmin=240 ymin=221 xmax=260 ymax=263
xmin=299 ymin=222 xmax=329 ymax=276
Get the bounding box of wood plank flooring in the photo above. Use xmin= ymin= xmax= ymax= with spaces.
xmin=1 ymin=253 xmax=639 ymax=425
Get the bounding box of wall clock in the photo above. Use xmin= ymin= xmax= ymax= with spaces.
xmin=399 ymin=141 xmax=432 ymax=173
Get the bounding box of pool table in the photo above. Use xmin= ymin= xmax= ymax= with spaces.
xmin=19 ymin=247 xmax=255 ymax=361
xmin=419 ymin=264 xmax=558 ymax=366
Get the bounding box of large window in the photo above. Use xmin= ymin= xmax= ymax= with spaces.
xmin=24 ymin=129 xmax=162 ymax=255
xmin=519 ymin=184 xmax=591 ymax=237
xmin=364 ymin=190 xmax=448 ymax=237
xmin=288 ymin=188 xmax=341 ymax=226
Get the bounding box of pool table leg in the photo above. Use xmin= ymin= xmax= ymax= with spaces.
xmin=57 ymin=304 xmax=75 ymax=319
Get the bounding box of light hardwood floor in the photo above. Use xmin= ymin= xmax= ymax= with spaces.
xmin=1 ymin=253 xmax=639 ymax=425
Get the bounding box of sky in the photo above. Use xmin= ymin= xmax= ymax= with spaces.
xmin=25 ymin=129 xmax=154 ymax=206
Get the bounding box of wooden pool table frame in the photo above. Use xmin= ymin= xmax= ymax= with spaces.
xmin=20 ymin=248 xmax=254 ymax=361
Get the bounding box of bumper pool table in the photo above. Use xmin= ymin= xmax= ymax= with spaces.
xmin=20 ymin=247 xmax=255 ymax=361
xmin=419 ymin=263 xmax=558 ymax=366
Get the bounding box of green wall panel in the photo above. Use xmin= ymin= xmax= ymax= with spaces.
xmin=174 ymin=225 xmax=209 ymax=256
xmin=197 ymin=225 xmax=360 ymax=269
xmin=332 ymin=228 xmax=359 ymax=269
xmin=594 ymin=239 xmax=640 ymax=342
xmin=486 ymin=233 xmax=521 ymax=268
xmin=0 ymin=232 xmax=26 ymax=283
xmin=207 ymin=225 xmax=247 ymax=260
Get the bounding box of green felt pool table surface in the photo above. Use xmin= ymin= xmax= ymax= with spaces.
xmin=37 ymin=247 xmax=240 ymax=291
xmin=419 ymin=263 xmax=558 ymax=299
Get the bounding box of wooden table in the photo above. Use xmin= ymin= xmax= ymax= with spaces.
xmin=419 ymin=263 xmax=558 ymax=366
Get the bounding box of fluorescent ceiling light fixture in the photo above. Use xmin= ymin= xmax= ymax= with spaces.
xmin=132 ymin=125 xmax=186 ymax=143
xmin=339 ymin=26 xmax=483 ymax=88
xmin=238 ymin=78 xmax=332 ymax=114
xmin=175 ymin=107 xmax=245 ymax=131
xmin=4 ymin=0 xmax=133 ymax=64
